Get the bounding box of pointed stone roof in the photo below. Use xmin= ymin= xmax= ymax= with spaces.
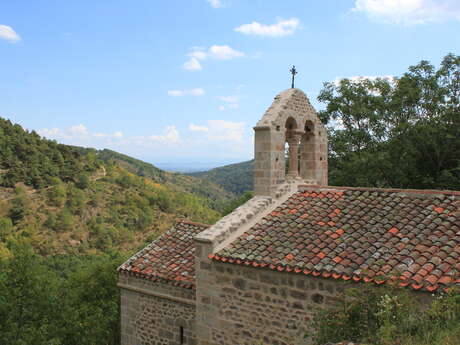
xmin=255 ymin=88 xmax=319 ymax=129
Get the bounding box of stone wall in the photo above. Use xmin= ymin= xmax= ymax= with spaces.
xmin=119 ymin=274 xmax=196 ymax=345
xmin=195 ymin=260 xmax=344 ymax=345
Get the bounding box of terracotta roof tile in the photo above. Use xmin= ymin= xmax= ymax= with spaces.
xmin=118 ymin=220 xmax=210 ymax=289
xmin=214 ymin=187 xmax=460 ymax=292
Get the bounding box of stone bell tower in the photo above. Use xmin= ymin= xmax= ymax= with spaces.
xmin=253 ymin=88 xmax=328 ymax=196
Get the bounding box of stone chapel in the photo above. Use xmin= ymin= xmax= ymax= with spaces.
xmin=117 ymin=88 xmax=460 ymax=345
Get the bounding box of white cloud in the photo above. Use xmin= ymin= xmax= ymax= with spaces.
xmin=183 ymin=57 xmax=202 ymax=71
xmin=353 ymin=0 xmax=460 ymax=25
xmin=0 ymin=25 xmax=21 ymax=43
xmin=113 ymin=131 xmax=123 ymax=138
xmin=167 ymin=88 xmax=205 ymax=96
xmin=208 ymin=45 xmax=245 ymax=60
xmin=190 ymin=120 xmax=246 ymax=142
xmin=150 ymin=125 xmax=180 ymax=144
xmin=333 ymin=75 xmax=395 ymax=86
xmin=207 ymin=0 xmax=224 ymax=8
xmin=208 ymin=120 xmax=245 ymax=142
xmin=39 ymin=124 xmax=126 ymax=142
xmin=235 ymin=18 xmax=301 ymax=37
xmin=70 ymin=124 xmax=89 ymax=136
xmin=218 ymin=95 xmax=240 ymax=110
xmin=37 ymin=122 xmax=251 ymax=162
xmin=219 ymin=95 xmax=238 ymax=103
xmin=189 ymin=124 xmax=209 ymax=132
xmin=183 ymin=45 xmax=245 ymax=71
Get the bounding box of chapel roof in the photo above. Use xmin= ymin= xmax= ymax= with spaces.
xmin=211 ymin=186 xmax=460 ymax=292
xmin=118 ymin=220 xmax=210 ymax=289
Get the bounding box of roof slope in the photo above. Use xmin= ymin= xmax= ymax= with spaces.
xmin=212 ymin=186 xmax=460 ymax=292
xmin=118 ymin=220 xmax=210 ymax=289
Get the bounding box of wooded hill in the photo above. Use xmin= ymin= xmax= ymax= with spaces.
xmin=0 ymin=117 xmax=229 ymax=258
xmin=187 ymin=159 xmax=254 ymax=195
xmin=97 ymin=149 xmax=234 ymax=210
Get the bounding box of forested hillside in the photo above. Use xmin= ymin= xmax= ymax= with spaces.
xmin=0 ymin=118 xmax=223 ymax=258
xmin=188 ymin=160 xmax=253 ymax=195
xmin=0 ymin=118 xmax=100 ymax=188
xmin=97 ymin=149 xmax=235 ymax=210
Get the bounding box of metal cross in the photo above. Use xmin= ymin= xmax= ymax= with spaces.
xmin=290 ymin=65 xmax=298 ymax=88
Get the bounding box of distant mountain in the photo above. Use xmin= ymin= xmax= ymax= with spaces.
xmin=187 ymin=160 xmax=254 ymax=195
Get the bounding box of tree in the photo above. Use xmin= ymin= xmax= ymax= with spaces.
xmin=9 ymin=192 xmax=29 ymax=225
xmin=318 ymin=53 xmax=459 ymax=190
xmin=0 ymin=242 xmax=62 ymax=345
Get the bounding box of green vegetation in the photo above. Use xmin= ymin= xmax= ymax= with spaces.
xmin=0 ymin=118 xmax=100 ymax=188
xmin=222 ymin=191 xmax=253 ymax=215
xmin=97 ymin=149 xmax=235 ymax=211
xmin=318 ymin=53 xmax=459 ymax=190
xmin=0 ymin=117 xmax=222 ymax=257
xmin=188 ymin=160 xmax=253 ymax=195
xmin=311 ymin=283 xmax=460 ymax=345
xmin=0 ymin=241 xmax=122 ymax=345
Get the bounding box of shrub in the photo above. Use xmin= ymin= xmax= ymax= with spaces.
xmin=311 ymin=283 xmax=460 ymax=345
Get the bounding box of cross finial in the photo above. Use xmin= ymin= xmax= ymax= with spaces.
xmin=290 ymin=65 xmax=298 ymax=88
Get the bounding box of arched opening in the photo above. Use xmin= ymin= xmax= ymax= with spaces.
xmin=285 ymin=117 xmax=298 ymax=131
xmin=299 ymin=120 xmax=316 ymax=182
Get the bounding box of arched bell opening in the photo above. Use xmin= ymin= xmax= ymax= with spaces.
xmin=299 ymin=120 xmax=316 ymax=182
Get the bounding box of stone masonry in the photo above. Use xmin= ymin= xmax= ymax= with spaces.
xmin=254 ymin=88 xmax=328 ymax=197
xmin=195 ymin=260 xmax=345 ymax=345
xmin=118 ymin=274 xmax=196 ymax=345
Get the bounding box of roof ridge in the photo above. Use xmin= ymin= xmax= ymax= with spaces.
xmin=298 ymin=185 xmax=460 ymax=196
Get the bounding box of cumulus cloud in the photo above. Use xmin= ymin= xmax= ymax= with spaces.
xmin=38 ymin=124 xmax=124 ymax=142
xmin=235 ymin=18 xmax=301 ymax=37
xmin=0 ymin=25 xmax=21 ymax=43
xmin=167 ymin=88 xmax=205 ymax=96
xmin=188 ymin=120 xmax=246 ymax=142
xmin=208 ymin=45 xmax=245 ymax=60
xmin=183 ymin=45 xmax=245 ymax=71
xmin=207 ymin=0 xmax=224 ymax=8
xmin=189 ymin=124 xmax=209 ymax=132
xmin=353 ymin=0 xmax=460 ymax=25
xmin=183 ymin=57 xmax=202 ymax=71
xmin=150 ymin=125 xmax=180 ymax=144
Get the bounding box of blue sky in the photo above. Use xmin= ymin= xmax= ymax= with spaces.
xmin=1 ymin=0 xmax=459 ymax=170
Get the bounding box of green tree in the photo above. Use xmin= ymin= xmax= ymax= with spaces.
xmin=9 ymin=194 xmax=29 ymax=225
xmin=0 ymin=242 xmax=62 ymax=345
xmin=56 ymin=254 xmax=122 ymax=345
xmin=318 ymin=53 xmax=459 ymax=190
xmin=48 ymin=183 xmax=67 ymax=207
xmin=0 ymin=217 xmax=13 ymax=239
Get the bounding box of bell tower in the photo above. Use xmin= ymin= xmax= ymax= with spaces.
xmin=253 ymin=88 xmax=328 ymax=196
